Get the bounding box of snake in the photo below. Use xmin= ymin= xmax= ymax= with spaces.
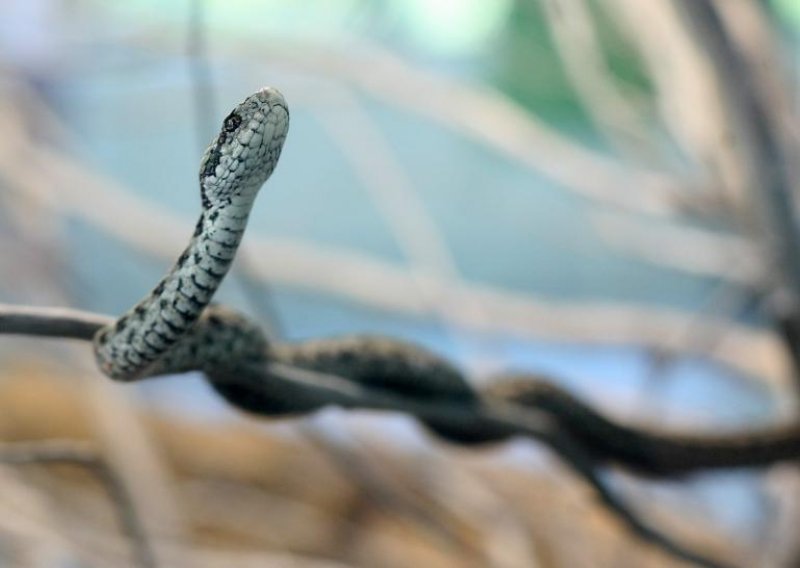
xmin=91 ymin=87 xmax=469 ymax=398
xmin=93 ymin=87 xmax=289 ymax=381
xmin=88 ymin=87 xmax=800 ymax=482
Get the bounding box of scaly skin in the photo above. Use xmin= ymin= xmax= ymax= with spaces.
xmin=93 ymin=88 xmax=289 ymax=381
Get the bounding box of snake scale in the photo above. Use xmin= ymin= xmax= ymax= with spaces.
xmin=90 ymin=87 xmax=800 ymax=478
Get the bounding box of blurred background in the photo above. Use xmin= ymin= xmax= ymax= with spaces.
xmin=0 ymin=0 xmax=799 ymax=566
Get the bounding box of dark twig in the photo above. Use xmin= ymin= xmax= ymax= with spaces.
xmin=0 ymin=303 xmax=112 ymax=340
xmin=0 ymin=440 xmax=157 ymax=568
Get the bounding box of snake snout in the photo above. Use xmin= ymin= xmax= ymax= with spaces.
xmin=255 ymin=86 xmax=288 ymax=112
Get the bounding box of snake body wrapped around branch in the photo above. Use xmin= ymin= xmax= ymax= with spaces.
xmin=88 ymin=87 xmax=800 ymax=479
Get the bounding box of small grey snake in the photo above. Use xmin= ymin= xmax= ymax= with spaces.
xmin=89 ymin=87 xmax=800 ymax=480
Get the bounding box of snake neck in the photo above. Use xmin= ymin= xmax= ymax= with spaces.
xmin=93 ymin=202 xmax=251 ymax=380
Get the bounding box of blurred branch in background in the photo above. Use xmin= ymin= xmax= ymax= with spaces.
xmin=591 ymin=211 xmax=764 ymax=285
xmin=308 ymin=84 xmax=502 ymax=368
xmin=540 ymin=0 xmax=658 ymax=161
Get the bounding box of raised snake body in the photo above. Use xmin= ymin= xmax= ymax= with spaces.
xmin=93 ymin=88 xmax=289 ymax=381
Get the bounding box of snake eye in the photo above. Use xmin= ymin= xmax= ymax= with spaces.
xmin=223 ymin=113 xmax=242 ymax=132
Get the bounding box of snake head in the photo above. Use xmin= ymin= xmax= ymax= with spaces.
xmin=199 ymin=87 xmax=289 ymax=208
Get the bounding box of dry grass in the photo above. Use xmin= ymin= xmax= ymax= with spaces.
xmin=0 ymin=365 xmax=739 ymax=568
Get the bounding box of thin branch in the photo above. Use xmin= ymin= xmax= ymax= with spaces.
xmin=591 ymin=210 xmax=764 ymax=286
xmin=0 ymin=304 xmax=112 ymax=340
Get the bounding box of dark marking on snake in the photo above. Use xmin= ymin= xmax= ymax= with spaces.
xmin=191 ymin=274 xmax=212 ymax=293
xmin=223 ymin=112 xmax=242 ymax=133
